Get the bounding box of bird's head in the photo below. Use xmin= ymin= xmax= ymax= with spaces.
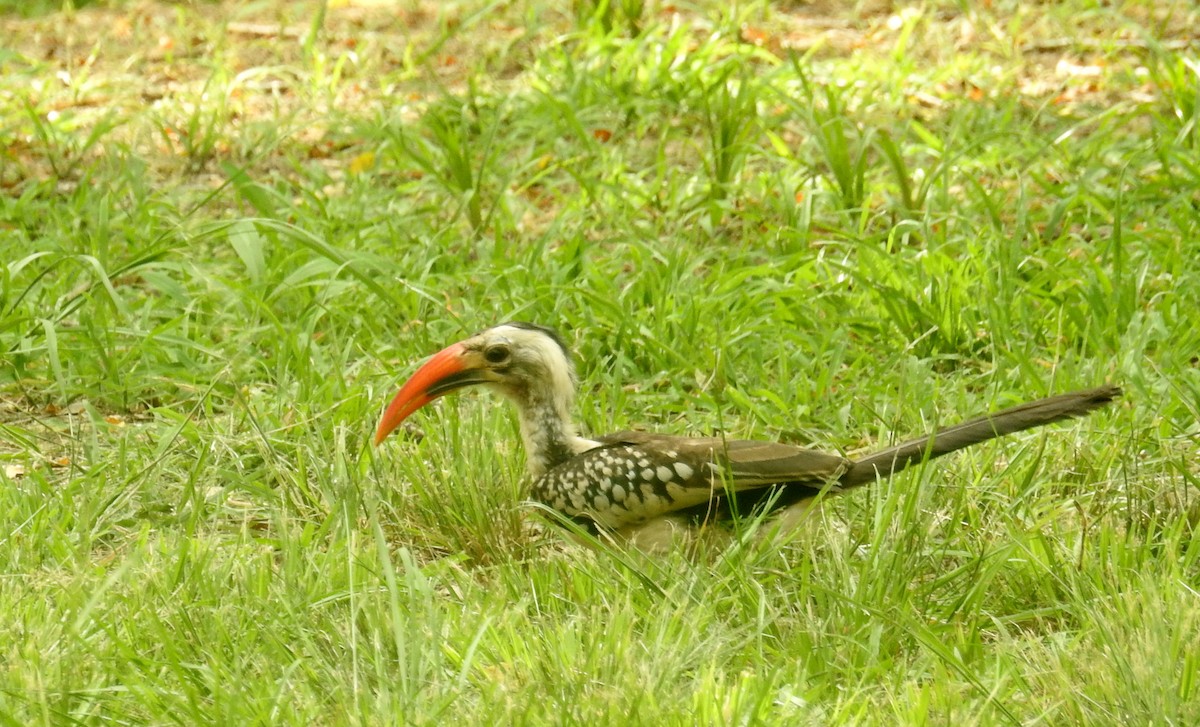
xmin=373 ymin=322 xmax=577 ymax=446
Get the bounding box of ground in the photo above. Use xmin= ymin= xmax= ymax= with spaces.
xmin=1 ymin=0 xmax=1199 ymax=724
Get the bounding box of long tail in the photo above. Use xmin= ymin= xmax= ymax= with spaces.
xmin=838 ymin=385 xmax=1121 ymax=488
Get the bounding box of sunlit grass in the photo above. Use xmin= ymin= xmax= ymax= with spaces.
xmin=2 ymin=0 xmax=1198 ymax=723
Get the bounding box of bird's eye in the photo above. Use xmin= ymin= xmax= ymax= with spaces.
xmin=484 ymin=345 xmax=510 ymax=364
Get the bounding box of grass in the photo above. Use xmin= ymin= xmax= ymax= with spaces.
xmin=2 ymin=0 xmax=1198 ymax=723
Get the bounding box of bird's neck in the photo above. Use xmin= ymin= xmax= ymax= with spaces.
xmin=512 ymin=386 xmax=597 ymax=478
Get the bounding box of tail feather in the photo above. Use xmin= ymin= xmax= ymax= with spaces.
xmin=838 ymin=385 xmax=1121 ymax=489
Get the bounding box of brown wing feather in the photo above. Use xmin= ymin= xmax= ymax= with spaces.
xmin=569 ymin=386 xmax=1119 ymax=532
xmin=596 ymin=431 xmax=848 ymax=487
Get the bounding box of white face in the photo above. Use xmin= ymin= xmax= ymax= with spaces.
xmin=467 ymin=324 xmax=577 ymax=406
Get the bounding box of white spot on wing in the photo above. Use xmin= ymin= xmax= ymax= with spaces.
xmin=656 ymin=466 xmax=673 ymax=481
xmin=674 ymin=462 xmax=694 ymax=480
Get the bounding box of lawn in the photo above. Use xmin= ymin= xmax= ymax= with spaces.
xmin=2 ymin=0 xmax=1198 ymax=723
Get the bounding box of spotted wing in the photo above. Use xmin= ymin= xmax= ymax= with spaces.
xmin=531 ymin=431 xmax=850 ymax=530
xmin=599 ymin=431 xmax=851 ymax=486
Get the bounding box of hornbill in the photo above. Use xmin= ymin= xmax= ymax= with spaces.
xmin=374 ymin=322 xmax=1119 ymax=544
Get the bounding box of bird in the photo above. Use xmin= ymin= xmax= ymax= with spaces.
xmin=373 ymin=322 xmax=1120 ymax=547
